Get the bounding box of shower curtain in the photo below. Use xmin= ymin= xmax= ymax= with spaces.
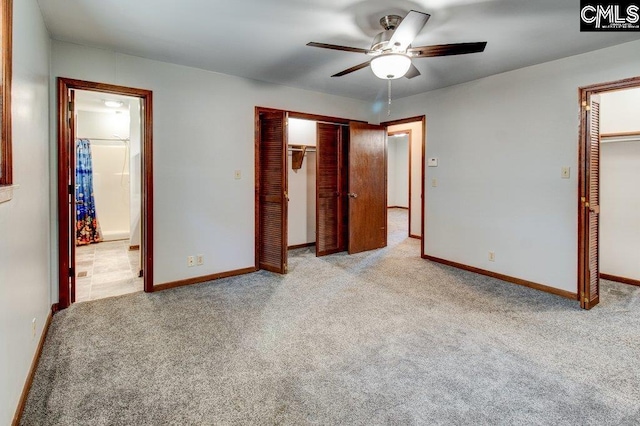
xmin=75 ymin=139 xmax=102 ymax=245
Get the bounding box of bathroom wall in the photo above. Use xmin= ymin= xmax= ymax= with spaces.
xmin=129 ymin=99 xmax=142 ymax=248
xmin=288 ymin=118 xmax=317 ymax=246
xmin=77 ymin=110 xmax=131 ymax=241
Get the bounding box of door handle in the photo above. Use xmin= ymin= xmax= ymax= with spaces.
xmin=348 ymin=193 xmax=358 ymax=198
xmin=284 ymin=191 xmax=289 ymax=201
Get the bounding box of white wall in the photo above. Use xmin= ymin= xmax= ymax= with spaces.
xmin=599 ymin=89 xmax=640 ymax=281
xmin=601 ymin=88 xmax=640 ymax=134
xmin=383 ymin=40 xmax=640 ymax=294
xmin=0 ymin=0 xmax=50 ymax=423
xmin=388 ymin=121 xmax=423 ymax=237
xmin=129 ymin=99 xmax=142 ymax=248
xmin=387 ymin=136 xmax=397 ymax=206
xmin=387 ymin=135 xmax=409 ymax=208
xmin=289 ymin=118 xmax=316 ymax=147
xmin=51 ymin=40 xmax=370 ymax=293
xmin=77 ymin=110 xmax=131 ymax=241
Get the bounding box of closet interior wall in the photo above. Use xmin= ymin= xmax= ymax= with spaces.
xmin=287 ymin=118 xmax=317 ymax=248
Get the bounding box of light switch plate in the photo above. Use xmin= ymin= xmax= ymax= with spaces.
xmin=234 ymin=170 xmax=242 ymax=180
xmin=427 ymin=158 xmax=438 ymax=167
xmin=561 ymin=167 xmax=570 ymax=179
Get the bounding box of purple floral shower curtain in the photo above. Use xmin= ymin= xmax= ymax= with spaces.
xmin=75 ymin=139 xmax=102 ymax=245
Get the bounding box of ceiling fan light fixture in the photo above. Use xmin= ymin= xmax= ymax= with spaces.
xmin=370 ymin=53 xmax=411 ymax=80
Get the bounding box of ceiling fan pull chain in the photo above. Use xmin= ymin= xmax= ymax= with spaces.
xmin=387 ymin=79 xmax=392 ymax=117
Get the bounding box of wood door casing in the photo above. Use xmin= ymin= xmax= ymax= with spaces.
xmin=577 ymin=77 xmax=640 ymax=310
xmin=57 ymin=77 xmax=154 ymax=309
xmin=257 ymin=109 xmax=288 ymax=273
xmin=69 ymin=89 xmax=76 ymax=303
xmin=348 ymin=122 xmax=387 ymax=254
xmin=582 ymin=95 xmax=601 ymax=309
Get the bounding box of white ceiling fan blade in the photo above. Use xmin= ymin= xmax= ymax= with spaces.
xmin=388 ymin=10 xmax=430 ymax=52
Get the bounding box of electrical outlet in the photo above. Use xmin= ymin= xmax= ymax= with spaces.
xmin=488 ymin=251 xmax=495 ymax=262
xmin=561 ymin=167 xmax=570 ymax=179
xmin=187 ymin=256 xmax=195 ymax=267
xmin=431 ymin=178 xmax=438 ymax=187
xmin=32 ymin=318 xmax=36 ymax=338
xmin=196 ymin=254 xmax=204 ymax=266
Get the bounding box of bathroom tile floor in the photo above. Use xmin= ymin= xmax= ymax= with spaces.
xmin=75 ymin=240 xmax=143 ymax=302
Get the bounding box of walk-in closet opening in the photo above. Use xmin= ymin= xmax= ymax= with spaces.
xmin=598 ymin=88 xmax=640 ymax=289
xmin=287 ymin=118 xmax=318 ymax=252
xmin=73 ymin=90 xmax=143 ymax=302
xmin=577 ymin=76 xmax=640 ymax=309
xmin=255 ymin=107 xmax=387 ymax=274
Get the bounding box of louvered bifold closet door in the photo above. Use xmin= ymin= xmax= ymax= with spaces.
xmin=583 ymin=95 xmax=601 ymax=309
xmin=258 ymin=110 xmax=288 ymax=273
xmin=316 ymin=123 xmax=344 ymax=256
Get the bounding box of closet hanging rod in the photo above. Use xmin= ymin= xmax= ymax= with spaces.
xmin=79 ymin=137 xmax=130 ymax=142
xmin=288 ymin=147 xmax=316 ymax=152
xmin=312 ymin=120 xmax=349 ymax=127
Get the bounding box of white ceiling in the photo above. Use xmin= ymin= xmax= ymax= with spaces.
xmin=74 ymin=89 xmax=135 ymax=113
xmin=38 ymin=0 xmax=640 ymax=101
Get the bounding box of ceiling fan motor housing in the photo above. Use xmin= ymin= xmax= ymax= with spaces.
xmin=371 ymin=30 xmax=394 ymax=52
xmin=372 ymin=15 xmax=404 ymax=52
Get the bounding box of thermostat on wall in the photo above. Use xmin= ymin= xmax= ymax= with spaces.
xmin=427 ymin=157 xmax=438 ymax=167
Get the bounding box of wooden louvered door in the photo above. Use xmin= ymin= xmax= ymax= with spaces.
xmin=348 ymin=122 xmax=387 ymax=254
xmin=316 ymin=123 xmax=347 ymax=256
xmin=582 ymin=95 xmax=601 ymax=309
xmin=257 ymin=109 xmax=288 ymax=273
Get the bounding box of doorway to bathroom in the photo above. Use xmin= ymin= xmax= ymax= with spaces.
xmin=73 ymin=90 xmax=142 ymax=302
xmin=57 ymin=78 xmax=153 ymax=309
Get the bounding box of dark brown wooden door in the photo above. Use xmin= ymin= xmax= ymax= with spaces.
xmin=582 ymin=95 xmax=600 ymax=309
xmin=257 ymin=110 xmax=288 ymax=273
xmin=348 ymin=122 xmax=387 ymax=254
xmin=316 ymin=123 xmax=347 ymax=256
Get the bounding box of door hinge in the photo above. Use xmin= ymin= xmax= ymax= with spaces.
xmin=68 ymin=101 xmax=74 ymax=112
xmin=284 ymin=264 xmax=288 ymax=273
xmin=69 ymin=267 xmax=74 ymax=277
xmin=580 ymin=292 xmax=589 ymax=304
xmin=68 ymin=184 xmax=74 ymax=194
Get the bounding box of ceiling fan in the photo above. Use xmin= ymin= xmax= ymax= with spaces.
xmin=307 ymin=10 xmax=487 ymax=80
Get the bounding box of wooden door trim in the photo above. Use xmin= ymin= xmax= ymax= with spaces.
xmin=577 ymin=75 xmax=640 ymax=310
xmin=388 ymin=129 xmax=412 ymax=237
xmin=599 ymin=273 xmax=640 ymax=287
xmin=382 ymin=115 xmax=426 ymax=254
xmin=57 ymin=78 xmax=154 ymax=309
